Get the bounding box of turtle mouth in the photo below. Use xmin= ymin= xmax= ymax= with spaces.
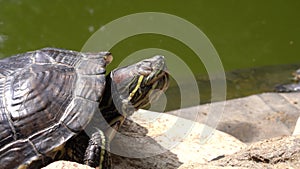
xmin=145 ymin=71 xmax=169 ymax=86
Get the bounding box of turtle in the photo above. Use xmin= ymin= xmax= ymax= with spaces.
xmin=0 ymin=48 xmax=169 ymax=169
xmin=275 ymin=68 xmax=300 ymax=92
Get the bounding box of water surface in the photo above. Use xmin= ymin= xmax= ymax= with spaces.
xmin=0 ymin=0 xmax=299 ymax=110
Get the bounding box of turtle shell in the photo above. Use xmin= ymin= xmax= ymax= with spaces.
xmin=0 ymin=48 xmax=112 ymax=169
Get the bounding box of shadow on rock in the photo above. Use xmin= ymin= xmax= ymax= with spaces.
xmin=217 ymin=121 xmax=260 ymax=143
xmin=110 ymin=119 xmax=183 ymax=169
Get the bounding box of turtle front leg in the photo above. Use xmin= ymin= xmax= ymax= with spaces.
xmin=84 ymin=130 xmax=112 ymax=169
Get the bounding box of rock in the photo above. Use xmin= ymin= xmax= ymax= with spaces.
xmin=293 ymin=116 xmax=300 ymax=135
xmin=168 ymin=93 xmax=300 ymax=143
xmin=111 ymin=110 xmax=246 ymax=169
xmin=179 ymin=163 xmax=247 ymax=169
xmin=210 ymin=135 xmax=300 ymax=169
xmin=42 ymin=161 xmax=93 ymax=169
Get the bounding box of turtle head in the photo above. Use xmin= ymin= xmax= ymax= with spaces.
xmin=110 ymin=55 xmax=169 ymax=112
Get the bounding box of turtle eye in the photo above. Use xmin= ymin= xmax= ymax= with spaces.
xmin=137 ymin=62 xmax=152 ymax=76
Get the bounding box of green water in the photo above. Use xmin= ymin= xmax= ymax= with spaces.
xmin=0 ymin=0 xmax=300 ymax=110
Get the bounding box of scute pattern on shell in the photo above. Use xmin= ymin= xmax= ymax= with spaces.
xmin=0 ymin=48 xmax=111 ymax=169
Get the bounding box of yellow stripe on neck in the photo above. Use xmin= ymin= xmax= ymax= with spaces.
xmin=98 ymin=129 xmax=106 ymax=169
xmin=128 ymin=75 xmax=144 ymax=100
